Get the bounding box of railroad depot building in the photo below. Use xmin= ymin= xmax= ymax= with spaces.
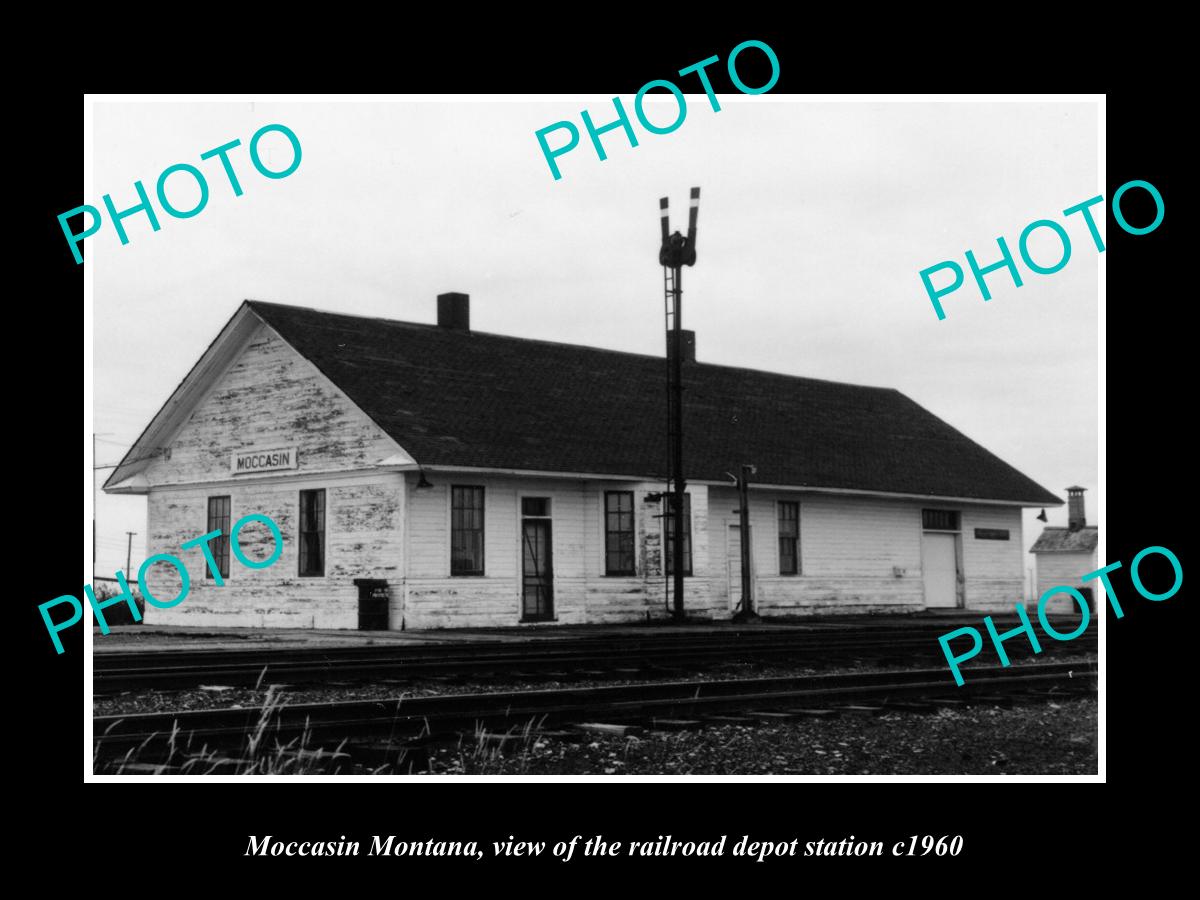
xmin=104 ymin=294 xmax=1061 ymax=630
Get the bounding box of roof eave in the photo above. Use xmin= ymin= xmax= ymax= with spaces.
xmin=417 ymin=464 xmax=1066 ymax=506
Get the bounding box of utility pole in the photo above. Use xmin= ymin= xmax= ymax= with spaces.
xmin=125 ymin=531 xmax=136 ymax=576
xmin=731 ymin=464 xmax=758 ymax=622
xmin=92 ymin=431 xmax=115 ymax=584
xmin=659 ymin=188 xmax=700 ymax=621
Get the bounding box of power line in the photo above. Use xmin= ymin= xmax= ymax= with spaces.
xmin=94 ymin=452 xmax=166 ymax=469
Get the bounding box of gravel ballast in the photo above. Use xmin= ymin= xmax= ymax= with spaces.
xmin=423 ymin=698 xmax=1098 ymax=776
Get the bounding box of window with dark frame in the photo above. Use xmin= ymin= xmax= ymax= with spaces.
xmin=604 ymin=491 xmax=636 ymax=576
xmin=778 ymin=500 xmax=800 ymax=575
xmin=451 ymin=485 xmax=485 ymax=576
xmin=205 ymin=496 xmax=231 ymax=580
xmin=922 ymin=509 xmax=961 ymax=531
xmin=664 ymin=492 xmax=693 ymax=577
xmin=298 ymin=489 xmax=326 ymax=577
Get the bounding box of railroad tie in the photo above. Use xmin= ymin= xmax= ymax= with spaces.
xmin=649 ymin=718 xmax=705 ymax=731
xmin=748 ymin=710 xmax=798 ymax=721
xmin=838 ymin=705 xmax=883 ymax=717
xmin=574 ymin=722 xmax=644 ymax=738
xmin=885 ymin=701 xmax=936 ymax=713
xmin=786 ymin=709 xmax=840 ymax=719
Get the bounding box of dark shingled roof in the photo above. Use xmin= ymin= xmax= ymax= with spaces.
xmin=246 ymin=301 xmax=1060 ymax=505
xmin=1030 ymin=526 xmax=1099 ymax=553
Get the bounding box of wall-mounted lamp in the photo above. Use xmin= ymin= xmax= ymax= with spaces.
xmin=1036 ymin=509 xmax=1048 ymax=522
xmin=415 ymin=469 xmax=434 ymax=490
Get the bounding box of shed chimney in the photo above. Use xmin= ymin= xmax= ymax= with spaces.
xmin=1066 ymin=485 xmax=1087 ymax=530
xmin=668 ymin=329 xmax=696 ymax=364
xmin=437 ymin=292 xmax=470 ymax=331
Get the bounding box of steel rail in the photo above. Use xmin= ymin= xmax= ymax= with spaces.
xmin=94 ymin=626 xmax=1096 ymax=692
xmin=93 ymin=661 xmax=1096 ymax=763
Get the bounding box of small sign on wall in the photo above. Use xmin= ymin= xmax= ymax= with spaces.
xmin=973 ymin=528 xmax=1010 ymax=541
xmin=231 ymin=447 xmax=298 ymax=475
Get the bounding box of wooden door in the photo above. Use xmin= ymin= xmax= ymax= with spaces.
xmin=522 ymin=519 xmax=554 ymax=621
xmin=922 ymin=532 xmax=960 ymax=608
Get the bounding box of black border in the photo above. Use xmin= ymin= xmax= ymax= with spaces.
xmin=30 ymin=26 xmax=1185 ymax=887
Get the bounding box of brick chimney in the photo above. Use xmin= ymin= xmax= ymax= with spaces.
xmin=1066 ymin=485 xmax=1087 ymax=530
xmin=668 ymin=329 xmax=696 ymax=363
xmin=437 ymin=292 xmax=470 ymax=331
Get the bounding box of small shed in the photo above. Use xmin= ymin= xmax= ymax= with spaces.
xmin=1030 ymin=486 xmax=1098 ymax=614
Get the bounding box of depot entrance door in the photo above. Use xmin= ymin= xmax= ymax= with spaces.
xmin=521 ymin=498 xmax=553 ymax=622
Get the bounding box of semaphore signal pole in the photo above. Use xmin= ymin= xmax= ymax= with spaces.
xmin=659 ymin=188 xmax=700 ymax=620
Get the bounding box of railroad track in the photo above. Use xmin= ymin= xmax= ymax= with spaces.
xmin=94 ymin=622 xmax=1096 ymax=693
xmin=93 ymin=660 xmax=1096 ymax=772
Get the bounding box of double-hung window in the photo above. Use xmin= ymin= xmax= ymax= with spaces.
xmin=299 ymin=489 xmax=326 ymax=576
xmin=604 ymin=491 xmax=635 ymax=576
xmin=778 ymin=501 xmax=800 ymax=575
xmin=205 ymin=496 xmax=231 ymax=579
xmin=451 ymin=486 xmax=485 ymax=575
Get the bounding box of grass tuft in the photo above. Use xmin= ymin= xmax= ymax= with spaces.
xmin=95 ymin=688 xmax=562 ymax=776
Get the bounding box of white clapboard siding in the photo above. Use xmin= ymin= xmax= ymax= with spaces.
xmin=140 ymin=325 xmax=401 ymax=487
xmin=960 ymin=507 xmax=1024 ymax=611
xmin=706 ymin=488 xmax=924 ymax=614
xmin=136 ymin=322 xmax=407 ymax=628
xmin=1036 ymin=551 xmax=1099 ymax=615
xmin=705 ymin=489 xmax=1026 ymax=615
xmin=143 ymin=473 xmax=404 ymax=628
xmin=403 ymin=477 xmax=721 ymax=628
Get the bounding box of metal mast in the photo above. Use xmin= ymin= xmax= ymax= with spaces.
xmin=659 ymin=188 xmax=700 ymax=620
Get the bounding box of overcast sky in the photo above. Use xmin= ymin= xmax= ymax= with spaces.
xmin=91 ymin=99 xmax=1099 ymax=592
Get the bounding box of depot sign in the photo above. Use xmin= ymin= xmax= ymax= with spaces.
xmin=232 ymin=446 xmax=297 ymax=475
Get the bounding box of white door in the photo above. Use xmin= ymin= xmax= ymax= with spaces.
xmin=922 ymin=532 xmax=960 ymax=608
xmin=727 ymin=524 xmax=754 ymax=612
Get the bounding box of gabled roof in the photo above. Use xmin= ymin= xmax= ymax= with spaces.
xmin=120 ymin=299 xmax=1054 ymax=506
xmin=1030 ymin=526 xmax=1099 ymax=553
